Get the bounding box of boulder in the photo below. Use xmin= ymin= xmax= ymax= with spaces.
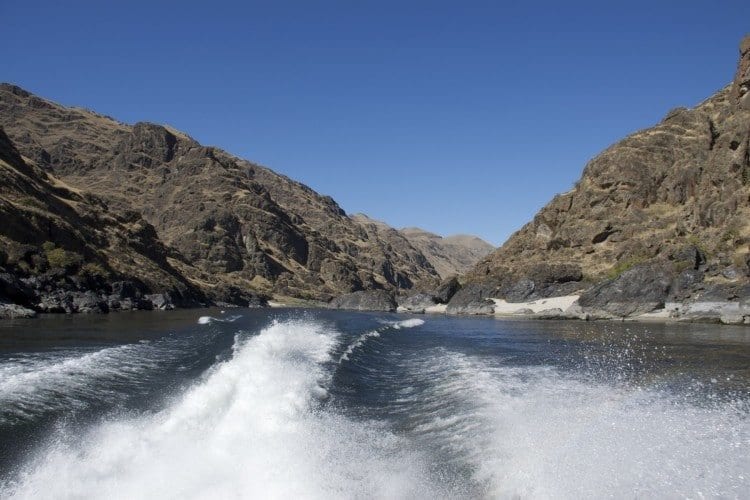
xmin=578 ymin=262 xmax=673 ymax=317
xmin=433 ymin=276 xmax=461 ymax=304
xmin=446 ymin=283 xmax=496 ymax=315
xmin=671 ymin=245 xmax=706 ymax=270
xmin=398 ymin=293 xmax=437 ymax=313
xmin=504 ymin=278 xmax=535 ymax=302
xmin=72 ymin=291 xmax=108 ymax=313
xmin=329 ymin=290 xmax=397 ymax=312
xmin=209 ymin=284 xmax=268 ymax=308
xmin=0 ymin=301 xmax=37 ymax=319
xmin=669 ymin=269 xmax=705 ymax=301
xmin=0 ymin=272 xmax=37 ymax=306
xmin=37 ymin=291 xmax=76 ymax=314
xmin=146 ymin=293 xmax=175 ymax=311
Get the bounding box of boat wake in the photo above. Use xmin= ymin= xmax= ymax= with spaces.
xmin=0 ymin=341 xmax=175 ymax=425
xmin=2 ymin=319 xmax=444 ymax=499
xmin=2 ymin=316 xmax=747 ymax=499
xmin=339 ymin=317 xmax=424 ymax=362
xmin=401 ymin=349 xmax=750 ymax=498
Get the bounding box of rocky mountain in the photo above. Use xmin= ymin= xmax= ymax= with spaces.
xmin=351 ymin=214 xmax=493 ymax=279
xmin=0 ymin=83 xmax=489 ymax=315
xmin=0 ymin=126 xmax=208 ymax=317
xmin=451 ymin=35 xmax=750 ymax=320
xmin=398 ymin=227 xmax=494 ymax=279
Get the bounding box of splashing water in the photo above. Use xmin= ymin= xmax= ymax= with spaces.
xmin=0 ymin=313 xmax=748 ymax=499
xmin=2 ymin=319 xmax=444 ymax=499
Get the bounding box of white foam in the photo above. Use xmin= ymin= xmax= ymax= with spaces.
xmin=0 ymin=344 xmax=163 ymax=423
xmin=4 ymin=319 xmax=442 ymax=499
xmin=392 ymin=318 xmax=425 ymax=329
xmin=338 ymin=318 xmax=424 ymax=362
xmin=406 ymin=350 xmax=750 ymax=498
xmin=339 ymin=330 xmax=381 ymax=362
xmin=197 ymin=314 xmax=242 ymax=325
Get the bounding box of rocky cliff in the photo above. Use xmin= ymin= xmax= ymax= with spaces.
xmin=454 ymin=35 xmax=750 ymax=321
xmin=0 ymin=84 xmax=489 ymax=314
xmin=0 ymin=126 xmax=209 ymax=317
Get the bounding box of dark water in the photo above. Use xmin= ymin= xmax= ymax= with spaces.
xmin=0 ymin=309 xmax=748 ymax=498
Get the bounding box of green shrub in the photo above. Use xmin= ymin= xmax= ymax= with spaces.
xmin=41 ymin=241 xmax=56 ymax=253
xmin=44 ymin=245 xmax=83 ymax=270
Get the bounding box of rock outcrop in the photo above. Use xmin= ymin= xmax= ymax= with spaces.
xmin=458 ymin=35 xmax=750 ymax=320
xmin=0 ymin=127 xmax=207 ymax=313
xmin=328 ymin=289 xmax=397 ymax=312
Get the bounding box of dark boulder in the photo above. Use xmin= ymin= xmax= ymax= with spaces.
xmin=329 ymin=290 xmax=397 ymax=312
xmin=504 ymin=278 xmax=535 ymax=302
xmin=433 ymin=276 xmax=461 ymax=304
xmin=72 ymin=291 xmax=109 ymax=313
xmin=579 ymin=262 xmax=673 ymax=317
xmin=0 ymin=272 xmax=37 ymax=306
xmin=446 ymin=282 xmax=497 ymax=315
xmin=209 ymin=284 xmax=268 ymax=308
xmin=398 ymin=293 xmax=437 ymax=313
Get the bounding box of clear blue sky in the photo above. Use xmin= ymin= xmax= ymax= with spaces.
xmin=3 ymin=1 xmax=749 ymax=245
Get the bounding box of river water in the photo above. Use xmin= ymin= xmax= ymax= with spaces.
xmin=0 ymin=309 xmax=748 ymax=499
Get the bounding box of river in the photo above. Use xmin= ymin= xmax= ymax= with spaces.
xmin=0 ymin=309 xmax=748 ymax=498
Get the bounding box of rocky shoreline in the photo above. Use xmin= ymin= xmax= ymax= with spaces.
xmin=326 ymin=271 xmax=750 ymax=326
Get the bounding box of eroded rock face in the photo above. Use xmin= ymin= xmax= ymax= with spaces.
xmin=459 ymin=36 xmax=750 ymax=316
xmin=731 ymin=35 xmax=750 ymax=110
xmin=578 ymin=262 xmax=673 ymax=317
xmin=329 ymin=290 xmax=397 ymax=312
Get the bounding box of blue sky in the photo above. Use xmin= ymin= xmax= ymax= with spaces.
xmin=3 ymin=1 xmax=749 ymax=245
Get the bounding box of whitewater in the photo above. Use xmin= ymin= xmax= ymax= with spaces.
xmin=0 ymin=310 xmax=748 ymax=499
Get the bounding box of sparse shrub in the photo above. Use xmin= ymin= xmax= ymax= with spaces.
xmin=43 ymin=243 xmax=83 ymax=270
xmin=685 ymin=234 xmax=710 ymax=258
xmin=16 ymin=197 xmax=40 ymax=208
xmin=80 ymin=262 xmax=109 ymax=278
xmin=606 ymin=256 xmax=647 ymax=280
xmin=721 ymin=229 xmax=739 ymax=243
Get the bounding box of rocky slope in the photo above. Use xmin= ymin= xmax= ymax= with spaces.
xmin=398 ymin=227 xmax=494 ymax=279
xmin=451 ymin=35 xmax=750 ymax=322
xmin=0 ymin=127 xmax=210 ymax=317
xmin=0 ymin=84 xmax=489 ymax=315
xmin=351 ymin=214 xmax=493 ymax=279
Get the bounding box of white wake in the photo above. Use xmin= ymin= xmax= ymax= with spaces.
xmin=3 ymin=319 xmax=442 ymax=499
xmin=406 ymin=349 xmax=750 ymax=498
